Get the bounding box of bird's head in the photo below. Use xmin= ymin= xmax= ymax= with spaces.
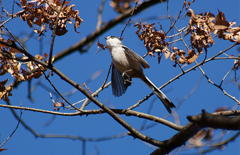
xmin=105 ymin=36 xmax=122 ymax=48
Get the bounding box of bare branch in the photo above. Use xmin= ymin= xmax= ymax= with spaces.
xmin=96 ymin=0 xmax=106 ymax=30
xmin=0 ymin=109 xmax=22 ymax=148
xmin=197 ymin=64 xmax=240 ymax=104
xmin=0 ymin=10 xmax=25 ymax=28
xmin=48 ymin=0 xmax=67 ymax=66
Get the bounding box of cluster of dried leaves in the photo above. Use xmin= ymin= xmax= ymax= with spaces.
xmin=135 ymin=10 xmax=240 ymax=65
xmin=110 ymin=0 xmax=136 ymax=13
xmin=0 ymin=38 xmax=47 ymax=101
xmin=19 ymin=0 xmax=83 ymax=36
xmin=135 ymin=23 xmax=199 ymax=64
xmin=187 ymin=9 xmax=240 ymax=52
xmin=135 ymin=23 xmax=167 ymax=55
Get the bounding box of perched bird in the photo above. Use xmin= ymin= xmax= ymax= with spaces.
xmin=105 ymin=36 xmax=175 ymax=113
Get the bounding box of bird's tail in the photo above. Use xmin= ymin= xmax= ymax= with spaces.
xmin=141 ymin=76 xmax=175 ymax=113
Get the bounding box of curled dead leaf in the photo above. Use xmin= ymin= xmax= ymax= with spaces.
xmin=97 ymin=41 xmax=106 ymax=50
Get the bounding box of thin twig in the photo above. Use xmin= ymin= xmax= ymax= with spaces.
xmin=101 ymin=64 xmax=112 ymax=90
xmin=27 ymin=80 xmax=34 ymax=102
xmin=140 ymin=97 xmax=156 ymax=130
xmin=219 ymin=68 xmax=232 ymax=86
xmin=0 ymin=10 xmax=25 ymax=28
xmin=79 ymin=81 xmax=111 ymax=110
xmin=48 ymin=0 xmax=66 ymax=66
xmin=197 ymin=63 xmax=240 ymax=104
xmin=0 ymin=108 xmax=22 ymax=148
xmin=96 ymin=0 xmax=106 ymax=30
xmin=166 ymin=26 xmax=188 ymax=38
xmin=36 ymin=81 xmax=58 ymax=97
xmin=213 ymin=57 xmax=240 ymax=61
xmin=11 ymin=0 xmax=16 ymax=17
xmin=165 ymin=0 xmax=187 ymax=34
xmin=119 ymin=1 xmax=138 ymax=39
xmin=176 ymin=77 xmax=202 ymax=108
xmin=168 ymin=38 xmax=182 ymax=44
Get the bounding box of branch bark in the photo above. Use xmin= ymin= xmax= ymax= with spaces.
xmin=187 ymin=110 xmax=240 ymax=130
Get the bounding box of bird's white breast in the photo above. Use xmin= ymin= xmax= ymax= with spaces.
xmin=110 ymin=46 xmax=129 ymax=73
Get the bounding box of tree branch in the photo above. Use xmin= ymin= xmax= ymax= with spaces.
xmin=187 ymin=110 xmax=240 ymax=130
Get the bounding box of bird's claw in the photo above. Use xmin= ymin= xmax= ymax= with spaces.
xmin=122 ymin=72 xmax=132 ymax=86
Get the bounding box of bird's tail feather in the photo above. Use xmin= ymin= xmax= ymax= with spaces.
xmin=142 ymin=76 xmax=175 ymax=113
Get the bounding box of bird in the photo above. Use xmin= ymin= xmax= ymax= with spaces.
xmin=105 ymin=36 xmax=175 ymax=113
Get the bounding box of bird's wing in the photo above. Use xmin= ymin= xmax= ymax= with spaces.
xmin=111 ymin=64 xmax=129 ymax=96
xmin=122 ymin=46 xmax=150 ymax=69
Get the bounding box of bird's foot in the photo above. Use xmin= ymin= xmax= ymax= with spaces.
xmin=122 ymin=72 xmax=132 ymax=86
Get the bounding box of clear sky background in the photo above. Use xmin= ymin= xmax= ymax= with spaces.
xmin=0 ymin=0 xmax=239 ymax=155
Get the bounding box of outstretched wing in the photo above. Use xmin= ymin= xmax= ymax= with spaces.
xmin=111 ymin=64 xmax=130 ymax=96
xmin=123 ymin=46 xmax=150 ymax=69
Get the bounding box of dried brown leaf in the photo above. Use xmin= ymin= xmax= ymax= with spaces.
xmin=0 ymin=79 xmax=13 ymax=102
xmin=178 ymin=57 xmax=186 ymax=64
xmin=215 ymin=11 xmax=230 ymax=28
xmin=0 ymin=148 xmax=7 ymax=152
xmin=187 ymin=53 xmax=198 ymax=64
xmin=97 ymin=41 xmax=106 ymax=50
xmin=164 ymin=50 xmax=171 ymax=59
xmin=186 ymin=49 xmax=198 ymax=64
xmin=54 ymin=102 xmax=65 ymax=111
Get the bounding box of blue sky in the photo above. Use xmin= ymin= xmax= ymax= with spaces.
xmin=0 ymin=0 xmax=239 ymax=155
